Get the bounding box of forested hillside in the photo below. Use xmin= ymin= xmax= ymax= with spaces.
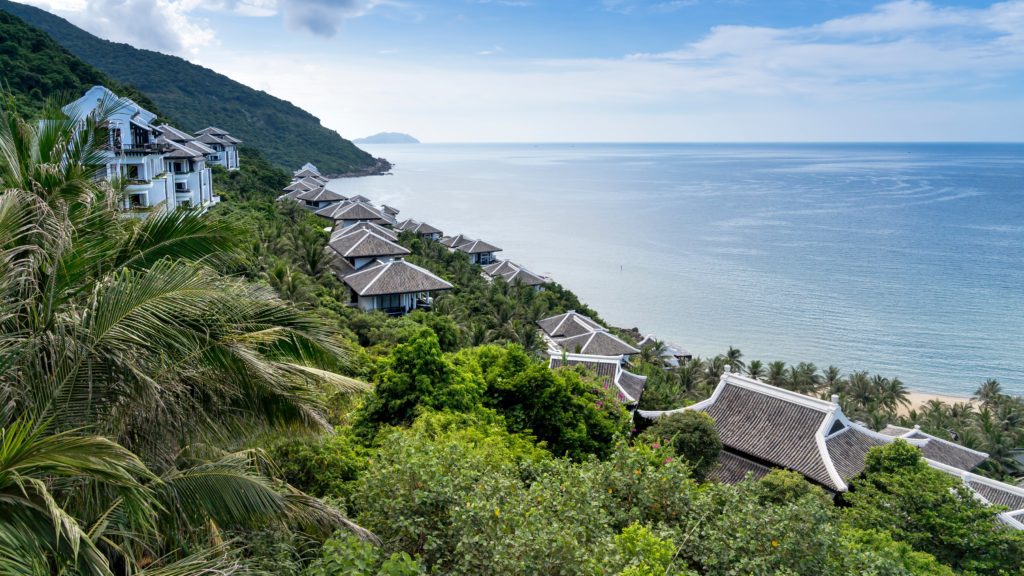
xmin=0 ymin=10 xmax=158 ymax=118
xmin=0 ymin=0 xmax=382 ymax=175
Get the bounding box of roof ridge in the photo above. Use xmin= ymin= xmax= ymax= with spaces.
xmin=359 ymin=260 xmax=392 ymax=293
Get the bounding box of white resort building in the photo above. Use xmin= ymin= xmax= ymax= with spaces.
xmin=194 ymin=127 xmax=242 ymax=170
xmin=63 ymin=86 xmax=229 ymax=212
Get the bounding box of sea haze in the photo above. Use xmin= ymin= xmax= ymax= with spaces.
xmin=332 ymin=143 xmax=1024 ymax=396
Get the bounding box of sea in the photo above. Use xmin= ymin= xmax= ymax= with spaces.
xmin=330 ymin=143 xmax=1024 ymax=396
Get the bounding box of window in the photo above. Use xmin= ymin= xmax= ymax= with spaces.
xmin=125 ymin=165 xmax=141 ymax=180
xmin=377 ymin=294 xmax=402 ymax=310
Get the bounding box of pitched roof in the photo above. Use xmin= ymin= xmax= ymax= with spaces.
xmin=276 ymin=189 xmax=303 ymax=202
xmin=342 ymin=259 xmax=453 ymax=296
xmin=195 ymin=127 xmax=240 ymax=142
xmin=395 ymin=219 xmax=417 ymax=231
xmin=877 ymin=425 xmax=988 ymax=470
xmin=315 ymin=201 xmax=388 ymax=222
xmin=502 ymin=267 xmax=547 ymax=287
xmin=440 ymin=234 xmax=471 ymax=248
xmin=332 ymin=222 xmax=398 ymax=242
xmin=457 ymin=238 xmax=502 ymax=254
xmin=556 ymin=330 xmax=641 ymax=357
xmin=709 ymin=451 xmax=773 ymax=484
xmin=284 ymin=180 xmax=316 ymax=192
xmin=196 ymin=133 xmax=230 ymax=146
xmin=327 ymin=229 xmax=410 ymax=259
xmin=348 ymin=194 xmax=372 ymax=203
xmin=548 ymin=353 xmax=647 ymax=404
xmin=158 ymin=137 xmax=203 ymax=159
xmin=410 ymin=221 xmax=442 ymax=236
xmin=483 ymin=260 xmax=518 ymax=277
xmin=537 ymin=310 xmax=603 ymax=339
xmin=382 ymin=204 xmax=400 ymax=215
xmin=296 ymin=187 xmax=347 ymax=203
xmin=157 ymin=124 xmax=194 ymax=142
xmin=639 ymin=373 xmax=997 ymax=495
xmin=697 ymin=378 xmax=843 ymax=490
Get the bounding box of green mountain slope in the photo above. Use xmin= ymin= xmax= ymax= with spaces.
xmin=0 ymin=9 xmax=159 ymax=118
xmin=0 ymin=0 xmax=383 ymax=175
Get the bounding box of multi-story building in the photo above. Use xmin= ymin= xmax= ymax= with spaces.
xmin=63 ymin=86 xmax=225 ymax=212
xmin=64 ymin=85 xmax=174 ymax=211
xmin=156 ymin=124 xmax=216 ymax=210
xmin=194 ymin=127 xmax=242 ymax=170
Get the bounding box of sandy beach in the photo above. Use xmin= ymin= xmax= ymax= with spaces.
xmin=900 ymin=390 xmax=975 ymax=416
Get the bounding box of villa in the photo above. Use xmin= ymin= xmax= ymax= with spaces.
xmin=549 ymin=352 xmax=648 ymax=409
xmin=636 ymin=334 xmax=693 ymax=367
xmin=296 ymin=186 xmax=347 ymax=210
xmin=397 ymin=219 xmax=444 ymax=240
xmin=326 ymin=228 xmax=410 ymax=274
xmin=194 ymin=127 xmax=241 ymax=170
xmin=638 ymin=369 xmax=1024 ymax=529
xmin=483 ymin=260 xmax=548 ymax=289
xmin=62 ymin=86 xmax=223 ymax=212
xmin=331 ymin=221 xmax=399 ymax=242
xmin=315 ymin=200 xmax=397 ymax=227
xmin=538 ymin=310 xmax=604 ymax=339
xmin=341 ymin=259 xmax=453 ymax=315
xmin=455 ymin=238 xmax=502 ymax=265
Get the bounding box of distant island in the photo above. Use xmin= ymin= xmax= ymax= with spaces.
xmin=354 ymin=132 xmax=420 ymax=144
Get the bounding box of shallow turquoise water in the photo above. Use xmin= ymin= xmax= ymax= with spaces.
xmin=332 ymin=143 xmax=1024 ymax=395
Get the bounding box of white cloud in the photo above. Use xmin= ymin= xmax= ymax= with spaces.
xmin=17 ymin=0 xmax=215 ymax=55
xmin=198 ymin=1 xmax=1024 ymax=142
xmin=277 ymin=0 xmax=388 ymax=36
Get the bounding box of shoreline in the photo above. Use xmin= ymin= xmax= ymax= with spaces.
xmin=900 ymin=390 xmax=975 ymax=416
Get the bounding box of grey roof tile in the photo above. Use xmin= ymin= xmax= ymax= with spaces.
xmin=342 ymin=259 xmax=453 ymax=296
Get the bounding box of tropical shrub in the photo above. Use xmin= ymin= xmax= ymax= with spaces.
xmin=306 ymin=534 xmax=424 ymax=576
xmin=638 ymin=411 xmax=721 ymax=480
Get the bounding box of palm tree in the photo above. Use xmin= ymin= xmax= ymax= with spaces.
xmin=786 ymin=362 xmax=821 ymax=394
xmin=745 ymin=359 xmax=765 ymax=380
xmin=0 ymin=96 xmax=370 ymax=570
xmin=974 ymin=378 xmax=1004 ymax=408
xmin=725 ymin=346 xmax=745 ymax=371
xmin=767 ymin=361 xmax=788 ymax=389
xmin=823 ymin=365 xmax=844 ymax=397
xmin=638 ymin=339 xmax=668 ymax=368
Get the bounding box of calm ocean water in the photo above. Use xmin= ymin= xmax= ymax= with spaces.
xmin=332 ymin=143 xmax=1024 ymax=396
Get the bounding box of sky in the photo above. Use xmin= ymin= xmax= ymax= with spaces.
xmin=14 ymin=0 xmax=1024 ymax=142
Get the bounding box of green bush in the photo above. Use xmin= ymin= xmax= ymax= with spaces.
xmin=271 ymin=431 xmax=370 ymax=500
xmin=638 ymin=411 xmax=721 ymax=480
xmin=306 ymin=534 xmax=424 ymax=576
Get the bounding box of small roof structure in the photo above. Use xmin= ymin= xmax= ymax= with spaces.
xmin=158 ymin=124 xmax=195 ymax=142
xmin=332 ymin=222 xmax=398 ymax=242
xmin=343 ymin=259 xmax=453 ymax=296
xmin=409 ymin=221 xmax=443 ymax=236
xmin=348 ymin=194 xmax=372 ymax=203
xmin=709 ymin=451 xmax=773 ymax=484
xmin=537 ymin=310 xmax=604 ymax=339
xmin=158 ymin=137 xmax=204 ymax=159
xmin=315 ymin=201 xmax=389 ymax=223
xmin=457 ymin=239 xmax=502 ymax=255
xmin=440 ymin=234 xmax=471 ymax=248
xmin=327 ymin=229 xmax=410 ymax=260
xmin=484 ymin=260 xmax=548 ymax=287
xmin=382 ymin=204 xmax=400 ymax=216
xmin=283 ymin=179 xmax=316 ymax=192
xmin=196 ymin=126 xmax=242 ymax=144
xmin=549 ymin=353 xmax=647 ymax=405
xmin=296 ymin=187 xmax=347 ymax=203
xmin=195 ymin=133 xmax=230 ymax=147
xmin=877 ymin=425 xmax=989 ymax=471
xmin=556 ymin=330 xmax=641 ymax=357
xmin=395 ymin=219 xmax=416 ymax=231
xmin=295 ymin=163 xmax=319 ymax=176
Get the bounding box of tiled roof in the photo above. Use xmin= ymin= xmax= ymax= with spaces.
xmin=457 ymin=239 xmax=502 ymax=254
xmin=284 ymin=180 xmax=316 ymax=192
xmin=327 ymin=230 xmax=410 ymax=259
xmin=333 ymin=222 xmax=398 ymax=242
xmin=195 ymin=133 xmax=230 ymax=146
xmin=548 ymin=353 xmax=647 ymax=404
xmin=825 ymin=427 xmax=889 ymax=482
xmin=440 ymin=234 xmax=471 ymax=248
xmin=877 ymin=425 xmax=988 ymax=471
xmin=324 ymin=249 xmax=356 ymax=276
xmin=968 ymin=480 xmax=1024 ymax=511
xmin=157 ymin=124 xmax=194 ymax=141
xmin=709 ymin=451 xmax=773 ymax=484
xmin=382 ymin=204 xmax=400 ymax=215
xmin=158 ymin=137 xmax=203 ymax=159
xmin=483 ymin=260 xmax=517 ymax=277
xmin=297 ymin=187 xmax=347 ymax=203
xmin=343 ymin=259 xmax=453 ymax=296
xmin=502 ymin=267 xmax=547 ymax=287
xmin=276 ymin=189 xmax=303 ymax=202
xmin=348 ymin=194 xmax=372 ymax=203
xmin=410 ymin=221 xmax=442 ymax=236
xmin=316 ymin=201 xmax=387 ymax=222
xmin=537 ymin=311 xmax=603 ymax=338
xmin=702 ymin=381 xmax=841 ymax=490
xmin=556 ymin=330 xmax=640 ymax=357
xmin=395 ymin=219 xmax=416 ymax=231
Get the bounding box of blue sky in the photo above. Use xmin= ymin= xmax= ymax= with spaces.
xmin=17 ymin=0 xmax=1024 ymax=142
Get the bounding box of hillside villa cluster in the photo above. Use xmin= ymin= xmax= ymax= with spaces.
xmin=62 ymin=85 xmax=1018 ymax=531
xmin=64 ymin=86 xmax=241 ymax=212
xmin=277 ymin=164 xmax=1023 ymax=528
